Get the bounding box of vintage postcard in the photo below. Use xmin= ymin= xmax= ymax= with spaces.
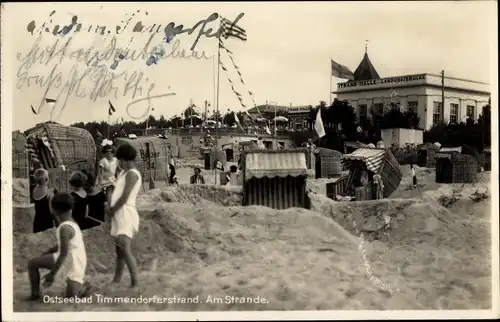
xmin=1 ymin=1 xmax=499 ymax=321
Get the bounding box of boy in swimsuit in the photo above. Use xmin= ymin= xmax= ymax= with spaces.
xmin=27 ymin=192 xmax=91 ymax=300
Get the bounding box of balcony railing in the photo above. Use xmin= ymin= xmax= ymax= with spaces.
xmin=133 ymin=127 xmax=306 ymax=138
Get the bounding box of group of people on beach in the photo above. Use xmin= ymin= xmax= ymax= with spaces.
xmin=27 ymin=143 xmax=143 ymax=300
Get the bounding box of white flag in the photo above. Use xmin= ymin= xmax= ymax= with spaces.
xmin=265 ymin=125 xmax=272 ymax=135
xmin=234 ymin=113 xmax=244 ymax=131
xmin=314 ymin=107 xmax=326 ymax=138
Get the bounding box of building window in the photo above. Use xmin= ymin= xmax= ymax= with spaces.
xmin=373 ymin=103 xmax=384 ymax=115
xmin=449 ymin=103 xmax=458 ymax=123
xmin=358 ymin=104 xmax=367 ymax=125
xmin=433 ymin=102 xmax=442 ymax=125
xmin=407 ymin=101 xmax=418 ymax=113
xmin=466 ymin=105 xmax=475 ymax=121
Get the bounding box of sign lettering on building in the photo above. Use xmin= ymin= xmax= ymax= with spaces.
xmin=338 ymin=74 xmax=426 ymax=89
xmin=287 ymin=107 xmax=311 ymax=114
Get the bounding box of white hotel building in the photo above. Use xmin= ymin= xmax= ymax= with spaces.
xmin=333 ymin=52 xmax=491 ymax=130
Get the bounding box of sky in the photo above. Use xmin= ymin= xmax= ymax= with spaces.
xmin=3 ymin=1 xmax=497 ymax=131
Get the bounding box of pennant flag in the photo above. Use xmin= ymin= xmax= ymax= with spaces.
xmin=331 ymin=59 xmax=355 ymax=80
xmin=220 ymin=41 xmax=257 ymax=107
xmin=108 ymin=101 xmax=116 ymax=116
xmin=314 ymin=107 xmax=326 ymax=138
xmin=220 ymin=17 xmax=247 ymax=41
xmin=31 ymin=105 xmax=37 ymax=115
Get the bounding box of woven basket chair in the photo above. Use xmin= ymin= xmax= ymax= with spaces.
xmin=25 ymin=122 xmax=97 ymax=171
xmin=12 ymin=131 xmax=29 ymax=178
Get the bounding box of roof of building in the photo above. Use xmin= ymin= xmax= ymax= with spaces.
xmin=353 ymin=52 xmax=380 ymax=81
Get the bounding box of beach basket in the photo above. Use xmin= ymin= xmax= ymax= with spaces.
xmin=12 ymin=131 xmax=29 ymax=178
xmin=114 ymin=136 xmax=171 ymax=183
xmin=25 ymin=122 xmax=96 ymax=171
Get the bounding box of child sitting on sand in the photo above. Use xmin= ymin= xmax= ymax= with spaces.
xmin=107 ymin=144 xmax=142 ymax=288
xmin=82 ymin=170 xmax=106 ymax=228
xmin=69 ymin=171 xmax=89 ymax=230
xmin=97 ymin=145 xmax=119 ymax=204
xmin=27 ymin=192 xmax=90 ymax=300
xmin=32 ymin=168 xmax=58 ymax=233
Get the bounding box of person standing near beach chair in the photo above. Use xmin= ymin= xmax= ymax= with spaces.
xmin=82 ymin=170 xmax=106 ymax=228
xmin=373 ymin=173 xmax=384 ymax=200
xmin=106 ymin=144 xmax=142 ymax=289
xmin=27 ymin=192 xmax=92 ymax=300
xmin=69 ymin=171 xmax=90 ymax=230
xmin=32 ymin=168 xmax=58 ymax=233
xmin=411 ymin=163 xmax=417 ymax=188
xmin=97 ymin=145 xmax=119 ymax=204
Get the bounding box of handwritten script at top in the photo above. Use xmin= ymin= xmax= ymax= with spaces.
xmin=27 ymin=12 xmax=245 ymax=51
xmin=15 ymin=32 xmax=213 ymax=120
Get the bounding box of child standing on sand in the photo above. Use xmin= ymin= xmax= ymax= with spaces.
xmin=27 ymin=192 xmax=90 ymax=300
xmin=411 ymin=164 xmax=417 ymax=188
xmin=107 ymin=144 xmax=142 ymax=288
xmin=97 ymin=145 xmax=119 ymax=204
xmin=32 ymin=169 xmax=58 ymax=233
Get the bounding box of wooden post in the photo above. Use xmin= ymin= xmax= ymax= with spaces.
xmin=441 ymin=70 xmax=445 ymax=121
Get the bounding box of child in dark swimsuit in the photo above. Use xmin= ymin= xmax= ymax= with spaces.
xmin=32 ymin=169 xmax=57 ymax=233
xmin=69 ymin=171 xmax=89 ymax=230
xmin=82 ymin=170 xmax=106 ymax=228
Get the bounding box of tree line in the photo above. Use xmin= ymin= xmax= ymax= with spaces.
xmin=68 ymin=99 xmax=491 ymax=153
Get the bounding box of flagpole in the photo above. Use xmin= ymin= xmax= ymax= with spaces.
xmin=214 ymin=16 xmax=223 ymax=185
xmin=107 ymin=113 xmax=111 ymax=139
xmin=329 ymin=74 xmax=332 ymax=106
xmin=274 ymin=102 xmax=277 ymax=148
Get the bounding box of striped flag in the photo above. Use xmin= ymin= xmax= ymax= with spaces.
xmin=331 ymin=59 xmax=354 ymax=80
xmin=220 ymin=17 xmax=247 ymax=41
xmin=108 ymin=101 xmax=116 ymax=116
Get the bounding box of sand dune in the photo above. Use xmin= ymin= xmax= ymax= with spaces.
xmin=10 ymin=164 xmax=492 ymax=311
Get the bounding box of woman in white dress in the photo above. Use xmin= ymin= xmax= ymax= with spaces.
xmin=97 ymin=145 xmax=119 ymax=204
xmin=106 ymin=144 xmax=142 ymax=288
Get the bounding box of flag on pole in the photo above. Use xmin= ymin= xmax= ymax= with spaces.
xmin=108 ymin=101 xmax=116 ymax=116
xmin=220 ymin=17 xmax=247 ymax=41
xmin=44 ymin=98 xmax=57 ymax=120
xmin=314 ymin=107 xmax=326 ymax=138
xmin=331 ymin=59 xmax=355 ymax=80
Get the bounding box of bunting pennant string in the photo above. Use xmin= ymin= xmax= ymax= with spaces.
xmin=219 ymin=58 xmax=247 ymax=109
xmin=219 ymin=38 xmax=258 ymax=108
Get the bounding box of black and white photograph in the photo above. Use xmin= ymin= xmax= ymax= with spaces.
xmin=1 ymin=1 xmax=498 ymax=320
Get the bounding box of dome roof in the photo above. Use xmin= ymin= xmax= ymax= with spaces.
xmin=353 ymin=52 xmax=380 ymax=81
